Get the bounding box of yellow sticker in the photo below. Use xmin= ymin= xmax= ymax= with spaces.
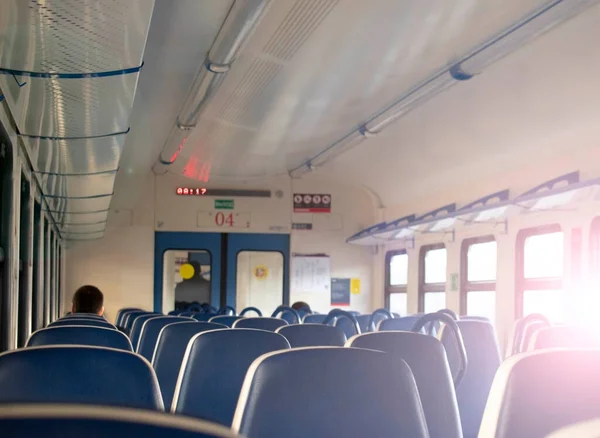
xmin=351 ymin=278 xmax=361 ymax=295
xmin=254 ymin=265 xmax=269 ymax=280
xmin=180 ymin=263 xmax=195 ymax=280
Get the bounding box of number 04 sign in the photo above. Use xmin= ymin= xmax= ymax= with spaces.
xmin=197 ymin=211 xmax=251 ymax=229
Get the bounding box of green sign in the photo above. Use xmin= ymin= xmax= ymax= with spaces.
xmin=215 ymin=199 xmax=234 ymax=210
xmin=450 ymin=273 xmax=459 ymax=292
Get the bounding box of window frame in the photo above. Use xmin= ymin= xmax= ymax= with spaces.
xmin=385 ymin=250 xmax=408 ymax=311
xmin=515 ymin=224 xmax=563 ymax=319
xmin=418 ymin=243 xmax=446 ymax=313
xmin=460 ymin=236 xmax=496 ymax=315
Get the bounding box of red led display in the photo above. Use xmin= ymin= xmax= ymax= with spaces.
xmin=176 ymin=187 xmax=207 ymax=196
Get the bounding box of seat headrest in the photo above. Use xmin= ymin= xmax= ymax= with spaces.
xmin=275 ymin=324 xmax=346 ymax=347
xmin=208 ymin=316 xmax=243 ymax=327
xmin=48 ymin=319 xmax=115 ymax=330
xmin=172 ymin=329 xmax=290 ymax=425
xmin=0 ymin=346 xmax=163 ymax=410
xmin=348 ymin=331 xmax=461 ymax=438
xmin=130 ymin=314 xmax=163 ymax=350
xmin=355 ymin=314 xmax=373 ymax=332
xmin=232 ymin=317 xmax=288 ymax=332
xmin=302 ymin=314 xmax=328 ymax=324
xmin=137 ymin=316 xmax=191 ymax=360
xmin=122 ymin=311 xmax=152 ymax=331
xmin=528 ymin=326 xmax=599 ymax=351
xmin=152 ymin=321 xmax=227 ymax=409
xmin=479 ymin=349 xmax=600 ymax=437
xmin=441 ymin=319 xmax=501 ymax=437
xmin=233 ymin=347 xmax=428 ymax=438
xmin=0 ymin=404 xmax=239 ymax=437
xmin=377 ymin=315 xmax=421 ymax=331
xmin=26 ymin=326 xmax=132 ymax=351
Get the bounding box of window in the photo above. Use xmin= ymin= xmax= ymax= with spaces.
xmin=516 ymin=226 xmax=564 ymax=322
xmin=419 ymin=244 xmax=446 ymax=313
xmin=385 ymin=251 xmax=408 ymax=316
xmin=163 ymin=250 xmax=212 ymax=313
xmin=461 ymin=237 xmax=496 ymax=324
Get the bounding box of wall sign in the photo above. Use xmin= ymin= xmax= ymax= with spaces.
xmin=215 ymin=199 xmax=234 ymax=210
xmin=254 ymin=265 xmax=269 ymax=280
xmin=291 ymin=255 xmax=331 ymax=294
xmin=293 ymin=193 xmax=331 ymax=213
xmin=331 ymin=278 xmax=351 ymax=306
xmin=292 ymin=223 xmax=313 ymax=230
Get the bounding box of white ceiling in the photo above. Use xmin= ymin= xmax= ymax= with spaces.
xmin=113 ymin=0 xmax=600 ymax=209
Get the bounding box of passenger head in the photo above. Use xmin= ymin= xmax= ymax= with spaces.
xmin=72 ymin=285 xmax=104 ymax=316
xmin=291 ymin=301 xmax=311 ymax=312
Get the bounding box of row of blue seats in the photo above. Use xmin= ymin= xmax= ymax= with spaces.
xmin=5 ymin=308 xmax=600 ymax=436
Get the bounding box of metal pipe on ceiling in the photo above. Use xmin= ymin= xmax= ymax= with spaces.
xmin=155 ymin=0 xmax=272 ymax=168
xmin=289 ymin=0 xmax=599 ymax=178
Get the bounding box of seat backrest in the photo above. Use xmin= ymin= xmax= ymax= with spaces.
xmin=172 ymin=329 xmax=290 ymax=425
xmin=122 ymin=310 xmax=151 ymax=333
xmin=232 ymin=347 xmax=429 ymax=438
xmin=479 ymin=349 xmax=600 ymax=437
xmin=377 ymin=315 xmax=421 ymax=331
xmin=193 ymin=313 xmax=216 ymax=321
xmin=528 ymin=326 xmax=599 ymax=351
xmin=0 ymin=404 xmax=240 ymax=438
xmin=302 ymin=314 xmax=329 ymax=324
xmin=441 ymin=319 xmax=501 ymax=438
xmin=275 ymin=324 xmax=346 ymax=347
xmin=152 ymin=321 xmax=227 ymax=409
xmin=26 ymin=326 xmax=133 ymax=351
xmin=232 ymin=317 xmax=288 ymax=332
xmin=130 ymin=313 xmax=162 ymax=350
xmin=519 ymin=320 xmax=548 ymax=353
xmin=546 ymin=418 xmax=600 ymax=437
xmin=356 ymin=314 xmax=373 ymax=332
xmin=335 ymin=317 xmax=361 ymax=339
xmin=0 ymin=346 xmax=163 ymax=410
xmin=208 ymin=315 xmax=243 ymax=327
xmin=115 ymin=308 xmax=140 ymax=326
xmin=137 ymin=316 xmax=191 ymax=360
xmin=349 ymin=331 xmax=461 ymax=438
xmin=48 ymin=319 xmax=116 ymax=330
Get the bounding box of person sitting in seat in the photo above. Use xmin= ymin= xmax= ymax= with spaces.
xmin=291 ymin=301 xmax=311 ymax=312
xmin=72 ymin=285 xmax=104 ymax=316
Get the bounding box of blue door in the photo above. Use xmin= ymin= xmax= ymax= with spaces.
xmin=154 ymin=232 xmax=290 ymax=313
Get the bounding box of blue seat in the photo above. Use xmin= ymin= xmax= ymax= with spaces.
xmin=232 ymin=317 xmax=288 ymax=332
xmin=137 ymin=316 xmax=191 ymax=360
xmin=0 ymin=404 xmax=240 ymax=437
xmin=172 ymin=329 xmax=290 ymax=425
xmin=528 ymin=326 xmax=599 ymax=351
xmin=356 ymin=314 xmax=373 ymax=332
xmin=302 ymin=314 xmax=329 ymax=324
xmin=441 ymin=319 xmax=501 ymax=438
xmin=48 ymin=318 xmax=116 ymax=330
xmin=193 ymin=313 xmax=217 ymax=322
xmin=208 ymin=315 xmax=243 ymax=327
xmin=130 ymin=314 xmax=163 ymax=351
xmin=122 ymin=310 xmax=152 ymax=333
xmin=479 ymin=349 xmax=600 ymax=437
xmin=232 ymin=347 xmax=428 ymax=438
xmin=280 ymin=311 xmax=300 ymax=324
xmin=335 ymin=317 xmax=361 ymax=339
xmin=0 ymin=346 xmax=163 ymax=410
xmin=152 ymin=321 xmax=227 ymax=409
xmin=115 ymin=308 xmax=140 ymax=326
xmin=26 ymin=326 xmax=133 ymax=351
xmin=348 ymin=331 xmax=461 ymax=438
xmin=275 ymin=324 xmax=346 ymax=347
xmin=378 ymin=315 xmax=421 ymax=331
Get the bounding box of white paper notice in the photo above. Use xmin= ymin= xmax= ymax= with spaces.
xmin=291 ymin=256 xmax=331 ymax=294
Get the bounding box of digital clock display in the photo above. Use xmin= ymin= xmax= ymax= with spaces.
xmin=176 ymin=187 xmax=207 ymax=196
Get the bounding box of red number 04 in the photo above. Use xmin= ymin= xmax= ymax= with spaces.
xmin=215 ymin=212 xmax=234 ymax=227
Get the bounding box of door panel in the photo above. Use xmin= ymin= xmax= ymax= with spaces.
xmin=154 ymin=232 xmax=222 ymax=312
xmin=226 ymin=233 xmax=290 ymax=311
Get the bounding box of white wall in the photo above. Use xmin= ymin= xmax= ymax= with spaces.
xmin=64 ymin=171 xmax=377 ymax=320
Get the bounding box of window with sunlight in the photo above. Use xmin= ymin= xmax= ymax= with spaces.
xmin=420 ymin=246 xmax=446 ymax=313
xmin=463 ymin=238 xmax=497 ymax=324
xmin=519 ymin=229 xmax=564 ymax=323
xmin=386 ymin=251 xmax=408 ymax=316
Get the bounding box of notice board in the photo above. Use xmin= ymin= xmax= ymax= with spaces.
xmin=331 ymin=278 xmax=351 ymax=306
xmin=291 ymin=255 xmax=331 ymax=294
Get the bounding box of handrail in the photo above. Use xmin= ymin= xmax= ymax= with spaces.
xmin=271 ymin=306 xmax=300 ymax=323
xmin=368 ymin=308 xmax=394 ymax=332
xmin=412 ymin=313 xmax=468 ymax=388
xmin=511 ymin=313 xmax=551 ymax=355
xmin=240 ymin=306 xmax=263 ymax=317
xmin=218 ymin=305 xmax=237 ymax=316
xmin=437 ymin=308 xmax=458 ymax=320
xmin=323 ymin=309 xmax=361 ymax=336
